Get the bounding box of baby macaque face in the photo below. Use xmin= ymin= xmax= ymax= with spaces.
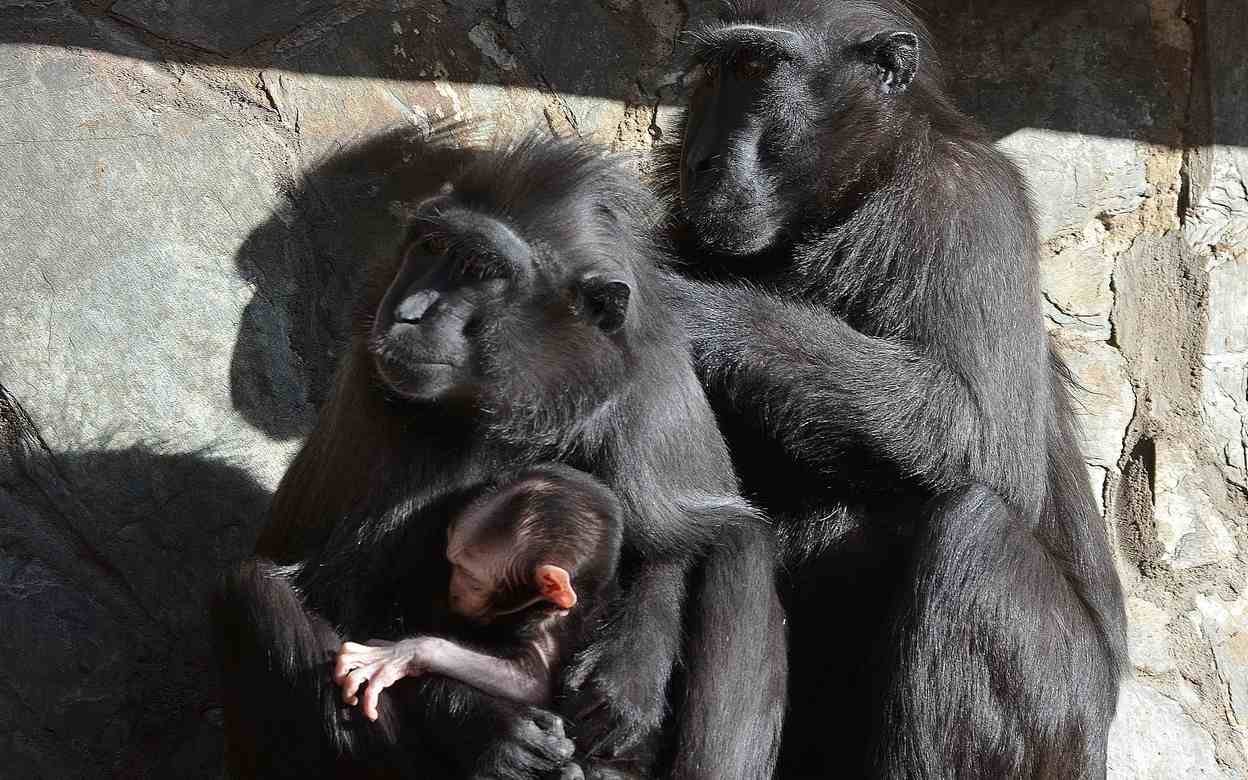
xmin=446 ymin=543 xmax=500 ymax=620
xmin=446 ymin=479 xmax=593 ymax=623
xmin=446 ymin=538 xmax=576 ymax=623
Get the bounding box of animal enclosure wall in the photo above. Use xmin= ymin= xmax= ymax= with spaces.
xmin=0 ymin=0 xmax=1244 ymax=776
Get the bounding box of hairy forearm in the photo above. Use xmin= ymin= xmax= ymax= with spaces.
xmin=417 ymin=637 xmax=550 ymax=706
xmin=562 ymin=557 xmax=687 ymax=754
xmin=337 ymin=636 xmax=550 ymax=716
xmin=672 ymin=520 xmax=786 ymax=780
xmin=683 ymin=281 xmax=987 ymax=492
xmin=621 ymin=557 xmax=686 ymax=664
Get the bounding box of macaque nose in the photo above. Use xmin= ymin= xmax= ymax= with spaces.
xmin=394 ymin=289 xmax=439 ymax=323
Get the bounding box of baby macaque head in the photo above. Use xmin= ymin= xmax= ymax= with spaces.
xmin=446 ymin=465 xmax=623 ymax=623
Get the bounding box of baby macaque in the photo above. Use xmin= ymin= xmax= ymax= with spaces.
xmin=334 ymin=464 xmax=623 ymax=722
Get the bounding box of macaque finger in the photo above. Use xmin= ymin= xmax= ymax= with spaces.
xmin=362 ymin=678 xmax=385 ymax=721
xmin=334 ymin=649 xmax=356 ymax=684
xmin=335 ymin=642 xmax=375 ymax=681
xmin=342 ymin=669 xmax=369 ymax=704
xmin=361 ymin=683 xmax=379 ymax=718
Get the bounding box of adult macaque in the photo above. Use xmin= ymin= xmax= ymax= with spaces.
xmin=213 ymin=136 xmax=786 ymax=780
xmin=659 ymin=1 xmax=1128 ymax=776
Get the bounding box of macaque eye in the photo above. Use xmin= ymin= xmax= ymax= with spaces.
xmin=735 ymin=54 xmax=770 ymax=81
xmin=458 ymin=253 xmax=512 ymax=283
xmin=453 ymin=564 xmax=486 ymax=591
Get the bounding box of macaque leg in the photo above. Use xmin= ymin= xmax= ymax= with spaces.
xmin=336 ymin=637 xmax=550 ymax=720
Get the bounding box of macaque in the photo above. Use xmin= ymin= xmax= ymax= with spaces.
xmin=334 ymin=465 xmax=623 ymax=722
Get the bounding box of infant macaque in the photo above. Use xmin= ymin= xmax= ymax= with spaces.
xmin=334 ymin=464 xmax=623 ymax=722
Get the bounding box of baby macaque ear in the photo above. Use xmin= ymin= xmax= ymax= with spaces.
xmin=535 ymin=564 xmax=577 ymax=610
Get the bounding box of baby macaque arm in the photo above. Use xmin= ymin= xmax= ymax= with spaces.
xmin=335 ymin=636 xmax=550 ymax=720
xmin=419 ymin=636 xmax=552 ymax=706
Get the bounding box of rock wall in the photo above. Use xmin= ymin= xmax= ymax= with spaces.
xmin=0 ymin=1 xmax=1244 ymax=776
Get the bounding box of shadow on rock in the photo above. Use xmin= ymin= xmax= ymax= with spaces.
xmin=227 ymin=125 xmax=474 ymax=439
xmin=0 ymin=382 xmax=270 ymax=778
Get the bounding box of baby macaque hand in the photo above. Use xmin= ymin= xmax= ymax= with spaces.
xmin=334 ymin=637 xmax=429 ymax=722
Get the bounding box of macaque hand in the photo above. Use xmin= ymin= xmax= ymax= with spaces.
xmin=334 ymin=637 xmax=429 ymax=722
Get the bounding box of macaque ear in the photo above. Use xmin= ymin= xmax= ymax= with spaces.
xmin=860 ymin=30 xmax=919 ymax=94
xmin=535 ymin=564 xmax=577 ymax=610
xmin=578 ymin=276 xmax=632 ymax=334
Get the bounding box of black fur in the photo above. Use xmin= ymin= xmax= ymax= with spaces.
xmin=213 ymin=135 xmax=786 ymax=779
xmin=659 ymin=1 xmax=1127 ymax=777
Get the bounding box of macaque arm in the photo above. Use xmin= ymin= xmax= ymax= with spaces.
xmin=336 ymin=636 xmax=550 ymax=720
xmin=420 ymin=636 xmax=551 ymax=707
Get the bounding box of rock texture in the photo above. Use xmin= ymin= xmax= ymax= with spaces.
xmin=0 ymin=0 xmax=1244 ymax=776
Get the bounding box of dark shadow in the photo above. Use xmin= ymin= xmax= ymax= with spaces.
xmin=2 ymin=0 xmax=1240 ymax=148
xmin=0 ymin=382 xmax=270 ymax=777
xmin=226 ymin=126 xmax=474 ymax=437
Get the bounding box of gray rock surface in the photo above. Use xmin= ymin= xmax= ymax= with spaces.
xmin=926 ymin=0 xmax=1166 ymax=237
xmin=1203 ymin=252 xmax=1248 ymax=490
xmin=1198 ymin=593 xmax=1248 ymax=746
xmin=0 ymin=40 xmax=305 ymax=472
xmin=1184 ymin=0 xmax=1248 ymax=256
xmin=1109 ymin=679 xmax=1223 ymax=778
xmin=0 ymin=0 xmax=1245 ymax=776
xmin=1126 ymin=596 xmax=1175 ymax=676
xmin=111 ymin=0 xmax=337 ymax=55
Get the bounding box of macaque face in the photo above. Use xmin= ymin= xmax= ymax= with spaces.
xmin=446 ymin=543 xmax=499 ymax=621
xmin=445 ymin=529 xmax=578 ymax=623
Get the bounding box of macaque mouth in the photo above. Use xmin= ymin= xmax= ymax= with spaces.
xmin=368 ymin=326 xmax=461 ymax=366
xmin=370 ymin=345 xmax=465 ymax=402
xmin=370 ymin=343 xmax=459 ymax=369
